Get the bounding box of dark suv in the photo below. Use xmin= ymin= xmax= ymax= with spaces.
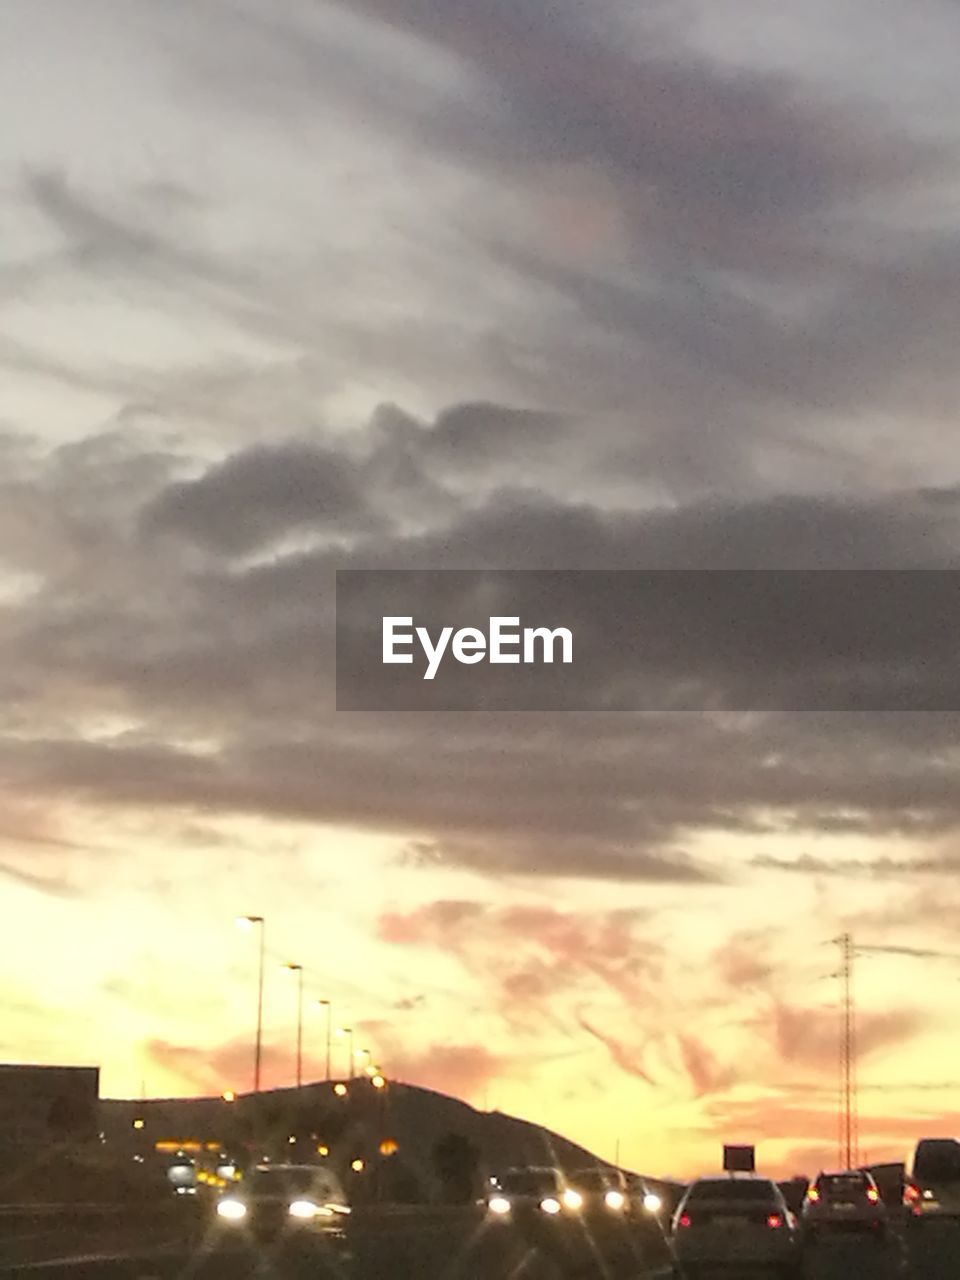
xmin=904 ymin=1138 xmax=960 ymax=1227
xmin=802 ymin=1170 xmax=887 ymax=1240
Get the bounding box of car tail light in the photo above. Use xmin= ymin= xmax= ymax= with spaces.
xmin=767 ymin=1213 xmax=784 ymax=1229
xmin=903 ymin=1183 xmax=921 ymax=1207
xmin=677 ymin=1213 xmax=692 ymax=1228
xmin=806 ymin=1187 xmax=820 ymax=1203
xmin=866 ymin=1187 xmax=880 ymax=1204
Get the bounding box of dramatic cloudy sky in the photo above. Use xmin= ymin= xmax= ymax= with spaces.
xmin=4 ymin=0 xmax=960 ymax=1178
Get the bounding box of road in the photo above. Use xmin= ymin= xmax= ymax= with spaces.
xmin=3 ymin=1207 xmax=959 ymax=1278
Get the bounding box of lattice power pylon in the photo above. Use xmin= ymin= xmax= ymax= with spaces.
xmin=833 ymin=932 xmax=858 ymax=1170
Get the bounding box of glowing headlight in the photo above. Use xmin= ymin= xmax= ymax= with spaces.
xmin=562 ymin=1189 xmax=583 ymax=1210
xmin=540 ymin=1197 xmax=562 ymax=1215
xmin=289 ymin=1199 xmax=319 ymax=1219
xmin=216 ymin=1198 xmax=247 ymax=1220
xmin=489 ymin=1196 xmax=512 ymax=1215
xmin=605 ymin=1190 xmax=626 ymax=1210
xmin=643 ymin=1192 xmax=662 ymax=1214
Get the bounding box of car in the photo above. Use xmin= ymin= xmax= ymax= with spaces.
xmin=671 ymin=1174 xmax=802 ymax=1279
xmin=801 ymin=1169 xmax=887 ymax=1240
xmin=903 ymin=1137 xmax=960 ymax=1227
xmin=486 ymin=1166 xmax=583 ymax=1221
xmin=214 ymin=1163 xmax=351 ymax=1244
xmin=567 ymin=1167 xmax=664 ymax=1218
xmin=568 ymin=1167 xmax=634 ymax=1215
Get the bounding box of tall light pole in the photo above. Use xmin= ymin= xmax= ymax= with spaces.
xmin=283 ymin=964 xmax=305 ymax=1089
xmin=236 ymin=915 xmax=265 ymax=1093
xmin=337 ymin=1027 xmax=354 ymax=1078
xmin=316 ymin=1000 xmax=332 ymax=1081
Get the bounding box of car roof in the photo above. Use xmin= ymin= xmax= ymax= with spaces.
xmin=250 ymin=1163 xmax=341 ymax=1180
xmin=692 ymin=1172 xmax=771 ymax=1181
xmin=686 ymin=1175 xmax=779 ymax=1189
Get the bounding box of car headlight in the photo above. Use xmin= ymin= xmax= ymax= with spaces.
xmin=489 ymin=1196 xmax=512 ymax=1215
xmin=289 ymin=1199 xmax=319 ymax=1219
xmin=562 ymin=1189 xmax=583 ymax=1211
xmin=216 ymin=1198 xmax=247 ymax=1220
xmin=540 ymin=1197 xmax=562 ymax=1215
xmin=643 ymin=1192 xmax=662 ymax=1214
xmin=605 ymin=1190 xmax=626 ymax=1210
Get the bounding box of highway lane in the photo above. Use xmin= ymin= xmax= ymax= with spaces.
xmin=5 ymin=1213 xmax=960 ymax=1279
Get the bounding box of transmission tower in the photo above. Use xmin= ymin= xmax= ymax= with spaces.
xmin=833 ymin=933 xmax=858 ymax=1170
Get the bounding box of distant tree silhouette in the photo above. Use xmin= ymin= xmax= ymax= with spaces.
xmin=432 ymin=1132 xmax=480 ymax=1205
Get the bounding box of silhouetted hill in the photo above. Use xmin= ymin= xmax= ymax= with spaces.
xmin=99 ymin=1075 xmax=682 ymax=1204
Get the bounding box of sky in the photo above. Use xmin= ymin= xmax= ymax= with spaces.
xmin=3 ymin=0 xmax=960 ymax=1180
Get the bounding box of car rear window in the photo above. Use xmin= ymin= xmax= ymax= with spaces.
xmin=686 ymin=1179 xmax=777 ymax=1202
xmin=822 ymin=1175 xmax=867 ymax=1194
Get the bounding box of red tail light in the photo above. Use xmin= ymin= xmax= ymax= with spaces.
xmin=678 ymin=1213 xmax=692 ymax=1228
xmin=903 ymin=1183 xmax=921 ymax=1206
xmin=866 ymin=1187 xmax=880 ymax=1204
xmin=806 ymin=1188 xmax=820 ymax=1203
xmin=767 ymin=1213 xmax=784 ymax=1229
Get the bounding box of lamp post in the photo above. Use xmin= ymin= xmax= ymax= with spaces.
xmin=337 ymin=1027 xmax=354 ymax=1078
xmin=283 ymin=963 xmax=305 ymax=1088
xmin=316 ymin=1000 xmax=333 ymax=1081
xmin=236 ymin=915 xmax=266 ymax=1093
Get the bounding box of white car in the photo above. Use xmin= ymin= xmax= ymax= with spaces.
xmin=672 ymin=1174 xmax=802 ymax=1279
xmin=215 ymin=1163 xmax=351 ymax=1245
xmin=487 ymin=1166 xmax=583 ymax=1220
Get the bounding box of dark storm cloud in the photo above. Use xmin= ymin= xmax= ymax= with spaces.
xmin=13 ymin=1 xmax=956 ymax=503
xmin=6 ymin=416 xmax=960 ymax=881
xmin=323 ymin=0 xmax=960 ymax=496
xmin=342 ymin=0 xmax=933 ymax=232
xmin=142 ymin=442 xmax=374 ymax=553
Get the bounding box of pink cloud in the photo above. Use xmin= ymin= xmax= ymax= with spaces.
xmin=146 ymin=1036 xmax=317 ymax=1096
xmin=676 ymin=1033 xmax=738 ymax=1098
xmin=378 ymin=1041 xmax=504 ymax=1106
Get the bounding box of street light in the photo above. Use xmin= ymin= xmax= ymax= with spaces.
xmin=282 ymin=963 xmax=305 ymax=1089
xmin=336 ymin=1027 xmax=354 ymax=1078
xmin=356 ymin=1047 xmax=372 ymax=1072
xmin=236 ymin=915 xmax=265 ymax=1093
xmin=316 ymin=999 xmax=333 ymax=1081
